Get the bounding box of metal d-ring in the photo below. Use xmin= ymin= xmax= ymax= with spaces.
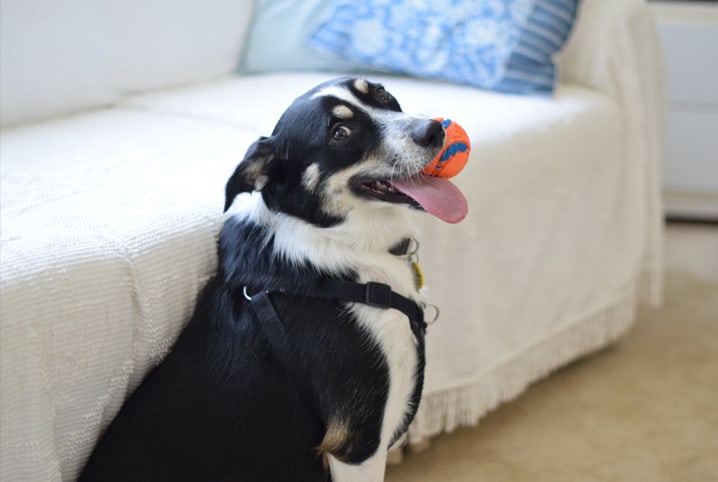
xmin=408 ymin=238 xmax=420 ymax=262
xmin=422 ymin=303 xmax=440 ymax=325
xmin=243 ymin=286 xmax=254 ymax=301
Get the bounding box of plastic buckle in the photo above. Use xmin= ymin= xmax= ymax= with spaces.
xmin=364 ymin=282 xmax=392 ymax=309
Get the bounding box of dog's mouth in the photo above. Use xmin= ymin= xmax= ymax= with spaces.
xmin=353 ymin=174 xmax=467 ymax=224
xmin=356 ymin=179 xmax=421 ymax=208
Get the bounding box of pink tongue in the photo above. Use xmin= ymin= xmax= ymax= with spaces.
xmin=391 ymin=175 xmax=468 ymax=224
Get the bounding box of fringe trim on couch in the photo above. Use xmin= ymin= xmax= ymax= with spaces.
xmin=639 ymin=267 xmax=663 ymax=306
xmin=405 ymin=284 xmax=641 ymax=446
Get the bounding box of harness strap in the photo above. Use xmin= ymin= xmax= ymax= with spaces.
xmin=249 ymin=290 xmax=324 ymax=427
xmin=246 ymin=280 xmax=426 ymax=337
xmin=304 ymin=279 xmax=426 ymax=337
xmin=244 ymin=279 xmax=426 ymax=431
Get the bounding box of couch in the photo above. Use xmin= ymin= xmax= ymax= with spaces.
xmin=0 ymin=0 xmax=664 ymax=480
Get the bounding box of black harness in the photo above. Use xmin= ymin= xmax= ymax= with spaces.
xmin=246 ymin=279 xmax=426 ymax=336
xmin=242 ymin=240 xmax=428 ymax=439
xmin=244 ymin=280 xmax=426 ymax=415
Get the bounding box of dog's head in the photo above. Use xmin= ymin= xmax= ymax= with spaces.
xmin=225 ymin=77 xmax=467 ymax=227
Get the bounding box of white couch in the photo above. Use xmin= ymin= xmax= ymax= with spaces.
xmin=0 ymin=0 xmax=664 ymax=480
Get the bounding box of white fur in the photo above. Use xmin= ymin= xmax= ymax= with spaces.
xmin=327 ymin=304 xmax=418 ymax=482
xmin=332 ymin=104 xmax=355 ymax=119
xmin=311 ymin=85 xmax=404 ymax=125
xmin=353 ymin=78 xmax=370 ymax=94
xmin=302 ymin=163 xmax=321 ymax=191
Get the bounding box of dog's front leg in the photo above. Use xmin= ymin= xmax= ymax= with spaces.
xmin=327 ymin=450 xmax=388 ymax=482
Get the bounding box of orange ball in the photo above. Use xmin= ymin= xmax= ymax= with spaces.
xmin=421 ymin=118 xmax=470 ymax=178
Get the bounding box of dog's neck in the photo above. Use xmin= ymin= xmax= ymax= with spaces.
xmin=228 ymin=193 xmax=419 ymax=284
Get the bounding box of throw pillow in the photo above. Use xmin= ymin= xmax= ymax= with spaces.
xmin=238 ymin=0 xmax=365 ymax=74
xmin=308 ymin=0 xmax=579 ymax=95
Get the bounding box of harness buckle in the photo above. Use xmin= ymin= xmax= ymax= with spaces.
xmin=364 ymin=282 xmax=392 ymax=309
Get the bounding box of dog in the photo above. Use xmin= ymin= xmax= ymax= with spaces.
xmin=79 ymin=77 xmax=467 ymax=481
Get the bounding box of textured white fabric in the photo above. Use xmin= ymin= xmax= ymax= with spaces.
xmin=560 ymin=0 xmax=665 ymax=304
xmin=0 ymin=0 xmax=664 ymax=479
xmin=412 ymin=0 xmax=666 ymax=435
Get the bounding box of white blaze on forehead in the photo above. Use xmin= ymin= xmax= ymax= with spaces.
xmin=312 ymin=84 xmax=403 ymax=122
xmin=332 ymin=105 xmax=354 ymax=119
xmin=353 ymin=78 xmax=369 ymax=94
xmin=312 ymin=85 xmax=361 ymax=107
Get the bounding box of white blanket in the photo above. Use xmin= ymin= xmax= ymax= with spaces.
xmin=0 ymin=0 xmax=663 ymax=479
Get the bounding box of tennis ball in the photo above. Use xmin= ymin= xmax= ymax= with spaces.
xmin=421 ymin=118 xmax=470 ymax=178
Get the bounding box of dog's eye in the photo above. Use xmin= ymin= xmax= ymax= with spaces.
xmin=332 ymin=125 xmax=351 ymax=141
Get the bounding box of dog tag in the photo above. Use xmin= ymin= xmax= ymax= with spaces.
xmin=412 ymin=261 xmax=424 ymax=290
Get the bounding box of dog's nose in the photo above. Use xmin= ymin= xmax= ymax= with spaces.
xmin=411 ymin=119 xmax=445 ymax=148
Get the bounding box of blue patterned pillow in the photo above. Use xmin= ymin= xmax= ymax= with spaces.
xmin=308 ymin=0 xmax=579 ymax=95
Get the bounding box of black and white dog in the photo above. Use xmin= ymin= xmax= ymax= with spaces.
xmin=80 ymin=78 xmax=467 ymax=481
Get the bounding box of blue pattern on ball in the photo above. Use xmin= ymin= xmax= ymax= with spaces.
xmin=440 ymin=143 xmax=469 ymax=164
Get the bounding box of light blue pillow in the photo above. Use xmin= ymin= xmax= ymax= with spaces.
xmin=308 ymin=0 xmax=579 ymax=95
xmin=238 ymin=0 xmax=366 ymax=74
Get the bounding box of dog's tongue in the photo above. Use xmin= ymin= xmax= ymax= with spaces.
xmin=391 ymin=175 xmax=468 ymax=223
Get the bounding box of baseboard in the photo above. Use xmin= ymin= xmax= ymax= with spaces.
xmin=664 ymin=190 xmax=718 ymax=221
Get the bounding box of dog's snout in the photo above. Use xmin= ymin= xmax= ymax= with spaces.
xmin=411 ymin=119 xmax=444 ymax=148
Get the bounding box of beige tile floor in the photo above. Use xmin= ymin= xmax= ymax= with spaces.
xmin=386 ymin=222 xmax=718 ymax=482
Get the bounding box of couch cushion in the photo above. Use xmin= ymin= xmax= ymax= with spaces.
xmin=126 ymin=72 xmax=606 ymax=141
xmin=105 ymin=0 xmax=254 ymax=94
xmin=0 ymin=0 xmax=116 ymax=127
xmin=0 ymin=0 xmax=254 ymax=127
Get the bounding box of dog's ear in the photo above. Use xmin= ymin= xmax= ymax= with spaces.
xmin=224 ymin=137 xmax=277 ymax=212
